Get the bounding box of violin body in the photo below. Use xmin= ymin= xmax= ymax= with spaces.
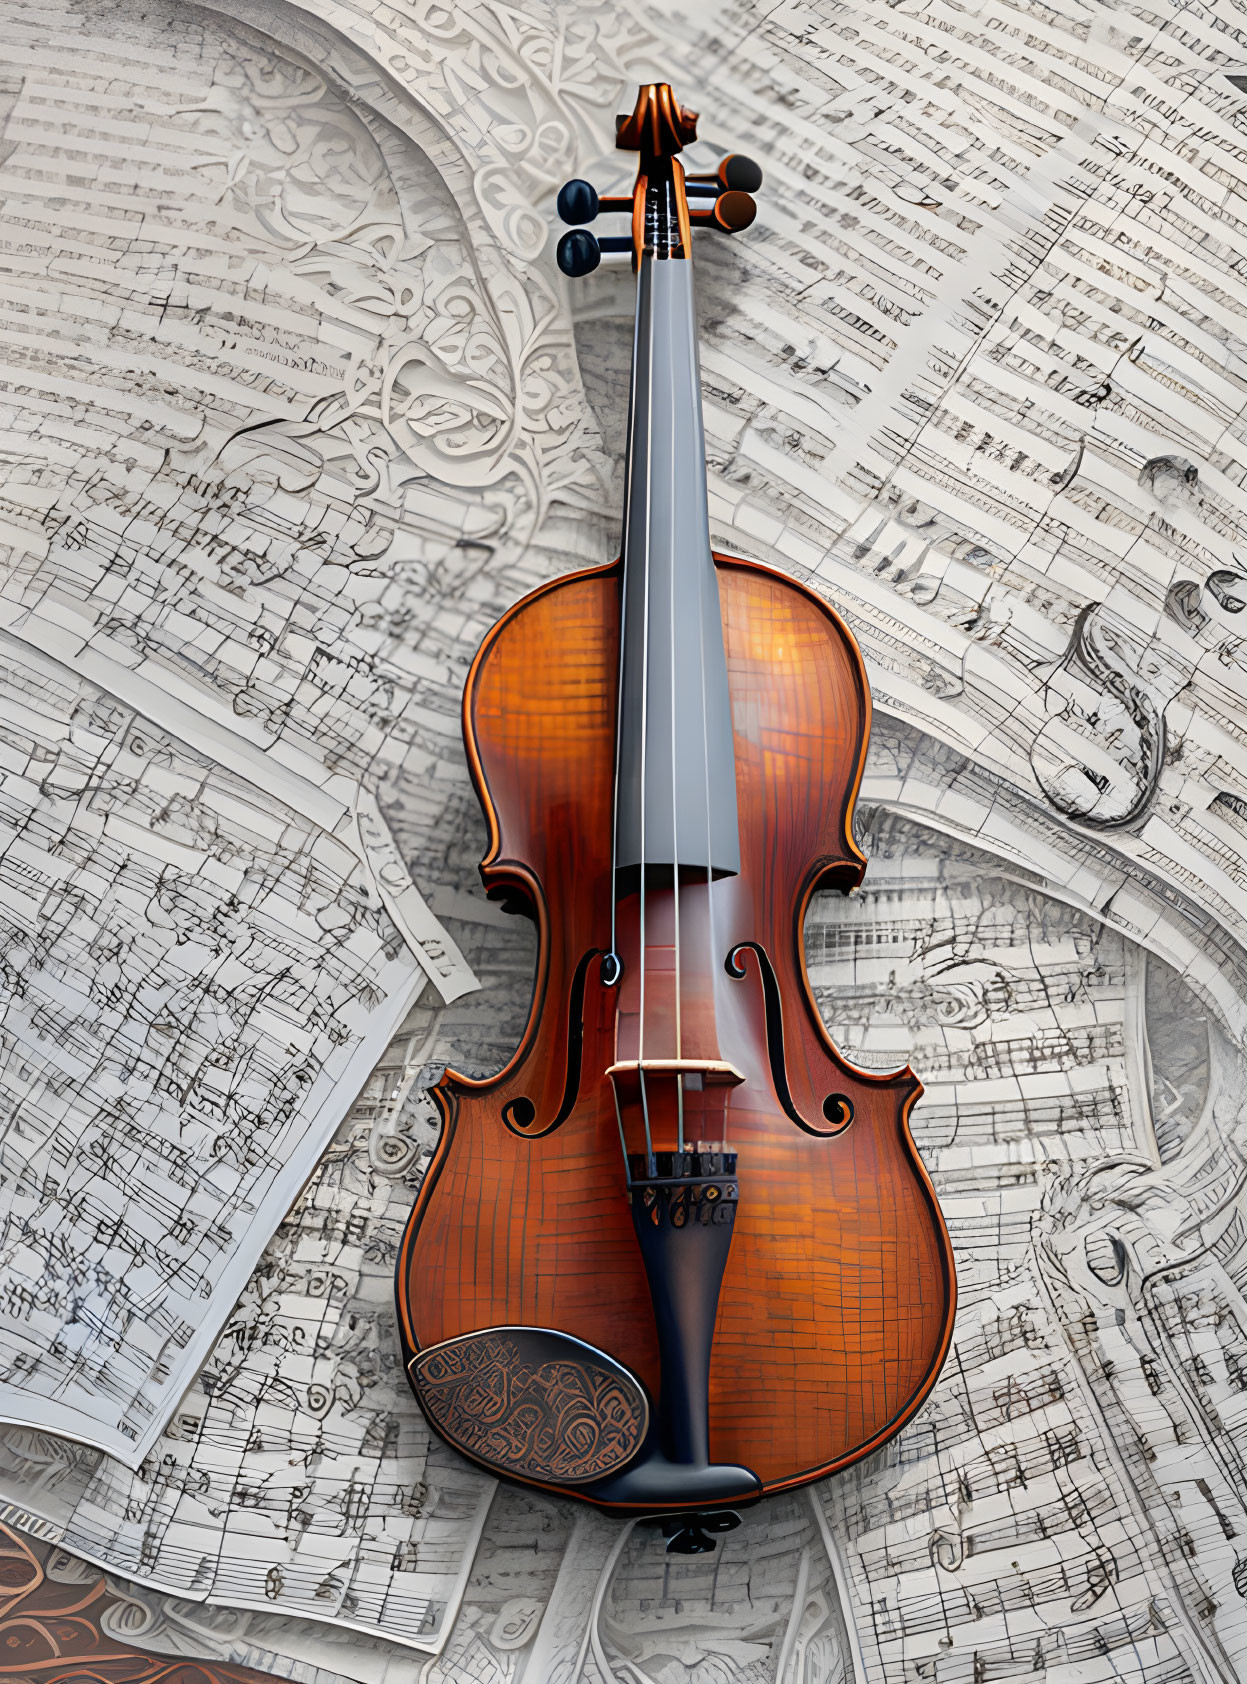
xmin=396 ymin=551 xmax=955 ymax=1509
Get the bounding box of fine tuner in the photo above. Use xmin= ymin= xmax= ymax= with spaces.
xmin=555 ymin=112 xmax=763 ymax=277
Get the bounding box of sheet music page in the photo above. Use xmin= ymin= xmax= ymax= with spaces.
xmin=4 ymin=0 xmax=1247 ymax=1678
xmin=0 ymin=637 xmax=432 ymax=1465
xmin=0 ymin=1001 xmax=496 ymax=1657
xmin=0 ymin=0 xmax=486 ymax=1467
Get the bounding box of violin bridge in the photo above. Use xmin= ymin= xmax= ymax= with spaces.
xmin=606 ymin=1058 xmax=744 ymax=1087
xmin=607 ymin=1060 xmax=743 ymax=1158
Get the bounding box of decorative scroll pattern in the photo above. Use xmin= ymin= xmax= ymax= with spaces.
xmin=411 ymin=1332 xmax=648 ymax=1484
xmin=0 ymin=1521 xmax=274 ymax=1683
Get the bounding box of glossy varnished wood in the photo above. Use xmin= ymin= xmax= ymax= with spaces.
xmin=396 ymin=556 xmax=955 ymax=1505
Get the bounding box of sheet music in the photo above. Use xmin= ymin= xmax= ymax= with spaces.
xmin=0 ymin=636 xmax=435 ymax=1467
xmin=0 ymin=0 xmax=486 ymax=1468
xmin=46 ymin=779 xmax=1240 ymax=1684
xmin=4 ymin=0 xmax=1247 ymax=1678
xmin=807 ymin=796 xmax=1247 ymax=1684
xmin=0 ymin=1000 xmax=495 ymax=1656
xmin=0 ymin=0 xmax=479 ymax=1010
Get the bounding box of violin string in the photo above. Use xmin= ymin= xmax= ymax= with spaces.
xmin=609 ymin=239 xmax=640 ymax=985
xmin=690 ymin=205 xmax=723 ymax=1157
xmin=635 ymin=192 xmax=657 ymax=1177
xmin=668 ymin=166 xmax=685 ymax=1159
xmin=609 ymin=198 xmax=643 ymax=1189
xmin=696 ymin=456 xmax=720 ymax=1155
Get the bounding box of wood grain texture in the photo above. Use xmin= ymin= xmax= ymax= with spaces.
xmin=396 ymin=555 xmax=956 ymax=1508
xmin=0 ymin=1520 xmax=279 ymax=1684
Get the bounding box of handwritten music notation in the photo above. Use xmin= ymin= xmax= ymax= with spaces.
xmin=0 ymin=998 xmax=494 ymax=1656
xmin=4 ymin=0 xmax=1247 ymax=1677
xmin=0 ymin=638 xmax=428 ymax=1465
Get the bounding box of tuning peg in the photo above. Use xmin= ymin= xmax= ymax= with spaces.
xmin=557 ymin=179 xmax=600 ymax=225
xmin=556 ymin=229 xmax=634 ymax=276
xmin=710 ymin=190 xmax=756 ymax=232
xmin=686 ymin=154 xmax=765 ymax=198
xmin=720 ymin=154 xmax=763 ymax=192
xmin=557 ymin=229 xmax=601 ymax=275
xmin=688 ymin=190 xmax=757 ymax=234
xmin=556 ymin=179 xmax=633 ymax=225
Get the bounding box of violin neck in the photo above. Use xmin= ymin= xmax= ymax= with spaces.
xmin=614 ymin=188 xmax=740 ymax=884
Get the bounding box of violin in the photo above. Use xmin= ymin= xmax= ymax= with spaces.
xmin=396 ymin=83 xmax=955 ymax=1534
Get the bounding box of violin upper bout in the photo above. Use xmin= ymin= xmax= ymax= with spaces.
xmin=714 ymin=553 xmax=871 ymax=882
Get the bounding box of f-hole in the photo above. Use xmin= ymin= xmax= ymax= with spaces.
xmin=725 ymin=942 xmax=853 ymax=1137
xmin=502 ymin=948 xmax=611 ymax=1138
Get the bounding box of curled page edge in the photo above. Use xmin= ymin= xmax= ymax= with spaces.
xmin=348 ymin=791 xmax=479 ymax=1003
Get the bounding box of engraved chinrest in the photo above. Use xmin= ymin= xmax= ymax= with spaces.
xmin=409 ymin=1322 xmax=760 ymax=1509
xmin=409 ymin=1326 xmax=650 ymax=1485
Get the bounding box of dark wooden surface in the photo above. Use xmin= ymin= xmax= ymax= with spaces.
xmin=0 ymin=1521 xmax=277 ymax=1683
xmin=397 ymin=555 xmax=956 ymax=1504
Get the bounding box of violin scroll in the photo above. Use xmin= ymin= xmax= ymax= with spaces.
xmin=556 ymin=81 xmax=764 ymax=277
xmin=614 ymin=81 xmax=698 ymax=154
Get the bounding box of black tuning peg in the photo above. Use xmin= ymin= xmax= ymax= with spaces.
xmin=556 ymin=179 xmax=633 ymax=225
xmin=557 ymin=229 xmax=601 ymax=275
xmin=686 ymin=154 xmax=765 ymax=198
xmin=557 ymin=179 xmax=600 ymax=225
xmin=556 ymin=229 xmax=633 ymax=277
xmin=720 ymin=154 xmax=763 ymax=192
